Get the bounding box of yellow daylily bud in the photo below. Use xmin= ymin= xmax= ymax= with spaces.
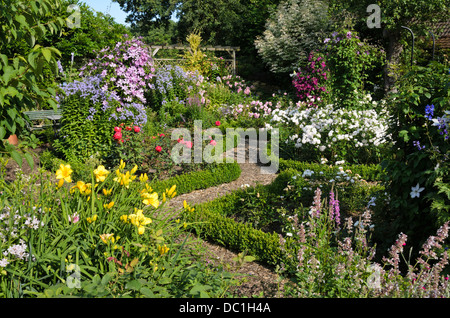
xmin=103 ymin=201 xmax=114 ymax=210
xmin=157 ymin=244 xmax=170 ymax=256
xmin=119 ymin=159 xmax=125 ymax=170
xmin=100 ymin=233 xmax=115 ymax=244
xmin=139 ymin=173 xmax=148 ymax=182
xmin=166 ymin=185 xmax=176 ymax=198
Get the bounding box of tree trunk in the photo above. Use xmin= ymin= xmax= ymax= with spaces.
xmin=383 ymin=28 xmax=404 ymax=94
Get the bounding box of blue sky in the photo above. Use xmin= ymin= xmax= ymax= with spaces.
xmin=80 ymin=0 xmax=130 ymax=26
xmin=80 ymin=0 xmax=178 ymax=26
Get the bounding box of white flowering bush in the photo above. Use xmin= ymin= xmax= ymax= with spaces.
xmin=267 ymin=95 xmax=391 ymax=164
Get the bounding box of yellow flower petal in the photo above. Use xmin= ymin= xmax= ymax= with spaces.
xmin=142 ymin=192 xmax=159 ymax=208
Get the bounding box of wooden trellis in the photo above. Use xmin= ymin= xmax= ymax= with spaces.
xmin=148 ymin=45 xmax=240 ymax=76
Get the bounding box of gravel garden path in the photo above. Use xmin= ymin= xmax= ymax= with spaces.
xmin=165 ymin=139 xmax=292 ymax=298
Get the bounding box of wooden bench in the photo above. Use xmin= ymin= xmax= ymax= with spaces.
xmin=23 ymin=109 xmax=63 ymax=135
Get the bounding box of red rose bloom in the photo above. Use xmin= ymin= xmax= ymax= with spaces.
xmin=215 ymin=121 xmax=221 ymax=126
xmin=114 ymin=132 xmax=122 ymax=140
xmin=134 ymin=126 xmax=141 ymax=133
xmin=155 ymin=146 xmax=162 ymax=152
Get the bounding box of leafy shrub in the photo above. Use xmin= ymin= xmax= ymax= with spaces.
xmin=54 ymin=75 xmax=118 ymax=161
xmin=254 ymin=0 xmax=331 ymax=74
xmin=183 ymin=163 xmax=385 ymax=270
xmin=47 ymin=0 xmax=130 ymax=67
xmin=278 ymin=158 xmax=385 ymax=182
xmin=381 ymin=61 xmax=450 ymax=250
xmin=0 ymin=0 xmax=65 ymax=165
xmin=322 ymin=29 xmax=385 ymax=109
xmin=108 ymin=123 xmax=145 ymax=169
xmin=150 ymin=161 xmax=241 ymax=195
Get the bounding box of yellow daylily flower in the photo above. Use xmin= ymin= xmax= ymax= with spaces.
xmin=130 ymin=164 xmax=138 ymax=175
xmin=114 ymin=171 xmax=133 ymax=188
xmin=71 ymin=181 xmax=92 ymax=195
xmin=120 ymin=215 xmax=128 ymax=223
xmin=56 ymin=164 xmax=73 ymax=183
xmin=142 ymin=191 xmax=159 ymax=208
xmin=93 ymin=165 xmax=110 ymax=183
xmin=128 ymin=208 xmax=152 ymax=235
xmin=102 ymin=188 xmax=112 ymax=196
xmin=183 ymin=200 xmax=195 ymax=212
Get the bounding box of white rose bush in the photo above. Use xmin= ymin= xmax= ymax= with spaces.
xmin=267 ymin=94 xmax=391 ymax=164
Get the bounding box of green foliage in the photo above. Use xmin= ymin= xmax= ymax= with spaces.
xmin=54 ymin=89 xmax=116 ymax=163
xmin=183 ymin=200 xmax=287 ymax=268
xmin=182 ymin=161 xmax=385 ymax=270
xmin=381 ymin=61 xmax=450 ymax=250
xmin=108 ymin=124 xmax=145 ymax=169
xmin=323 ymin=29 xmax=385 ymax=109
xmin=0 ymin=161 xmax=240 ymax=298
xmin=182 ymin=31 xmax=228 ymax=79
xmin=0 ymin=0 xmax=65 ymax=166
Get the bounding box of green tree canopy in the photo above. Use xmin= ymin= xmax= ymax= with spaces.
xmin=328 ymin=0 xmax=450 ymax=92
xmin=43 ymin=0 xmax=131 ymax=67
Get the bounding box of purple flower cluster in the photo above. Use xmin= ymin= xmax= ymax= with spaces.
xmin=58 ymin=75 xmax=120 ymax=121
xmin=425 ymin=104 xmax=435 ymax=120
xmin=425 ymin=104 xmax=450 ymax=140
xmin=60 ymin=36 xmax=157 ymax=126
xmin=329 ymin=190 xmax=341 ymax=226
xmin=111 ymin=102 xmax=147 ymax=127
xmin=292 ymin=52 xmax=329 ymax=108
xmin=80 ymin=36 xmax=155 ymax=105
xmin=152 ymin=64 xmax=202 ymax=107
xmin=413 ymin=140 xmax=425 ymax=151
